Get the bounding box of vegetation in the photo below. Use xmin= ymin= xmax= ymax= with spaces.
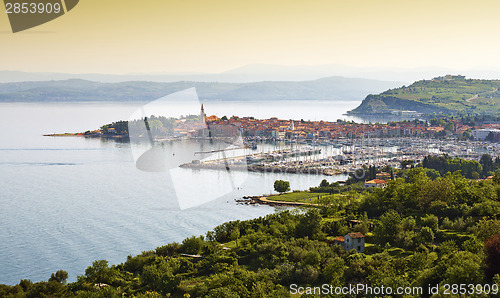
xmin=87 ymin=115 xmax=187 ymax=138
xmin=1 ymin=167 xmax=500 ymax=297
xmin=350 ymin=77 xmax=500 ymax=115
xmin=273 ymin=180 xmax=290 ymax=194
xmin=98 ymin=120 xmax=129 ymax=135
xmin=423 ymin=153 xmax=500 ymax=179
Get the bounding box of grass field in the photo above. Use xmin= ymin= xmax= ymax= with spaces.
xmin=267 ymin=191 xmax=365 ymax=207
xmin=267 ymin=191 xmax=331 ymax=203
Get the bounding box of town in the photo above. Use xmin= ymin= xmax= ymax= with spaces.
xmin=78 ymin=105 xmax=500 ymax=178
xmin=184 ymin=105 xmax=500 ymax=175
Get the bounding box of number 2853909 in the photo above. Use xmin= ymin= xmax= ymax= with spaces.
xmin=5 ymin=2 xmax=62 ymax=14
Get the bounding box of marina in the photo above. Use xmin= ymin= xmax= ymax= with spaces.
xmin=180 ymin=136 xmax=500 ymax=176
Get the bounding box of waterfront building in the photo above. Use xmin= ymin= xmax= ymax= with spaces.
xmin=207 ymin=123 xmax=239 ymax=138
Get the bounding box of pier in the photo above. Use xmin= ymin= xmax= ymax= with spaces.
xmin=180 ymin=147 xmax=343 ymax=175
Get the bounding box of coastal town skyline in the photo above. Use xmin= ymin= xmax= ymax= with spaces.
xmin=94 ymin=102 xmax=500 ymax=142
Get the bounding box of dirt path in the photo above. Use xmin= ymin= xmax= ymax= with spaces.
xmin=466 ymin=88 xmax=498 ymax=102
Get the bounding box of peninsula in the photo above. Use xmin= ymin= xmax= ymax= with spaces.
xmin=349 ymin=75 xmax=500 ymax=116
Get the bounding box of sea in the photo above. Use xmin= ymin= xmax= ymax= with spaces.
xmin=0 ymin=100 xmax=362 ymax=285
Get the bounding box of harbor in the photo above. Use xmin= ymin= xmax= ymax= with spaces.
xmin=180 ymin=136 xmax=500 ymax=176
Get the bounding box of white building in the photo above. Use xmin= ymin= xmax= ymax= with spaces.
xmin=364 ymin=179 xmax=386 ymax=188
xmin=472 ymin=129 xmax=500 ymax=140
xmin=332 ymin=232 xmax=365 ymax=253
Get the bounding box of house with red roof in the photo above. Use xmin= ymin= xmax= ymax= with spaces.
xmin=364 ymin=179 xmax=387 ymax=188
xmin=331 ymin=233 xmax=365 ymax=253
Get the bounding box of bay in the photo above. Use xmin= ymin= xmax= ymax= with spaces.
xmin=0 ymin=101 xmax=352 ymax=285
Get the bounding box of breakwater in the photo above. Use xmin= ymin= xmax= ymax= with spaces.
xmin=180 ymin=162 xmax=340 ymax=176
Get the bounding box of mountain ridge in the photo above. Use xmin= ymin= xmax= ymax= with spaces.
xmin=0 ymin=76 xmax=402 ymax=103
xmin=4 ymin=64 xmax=500 ymax=83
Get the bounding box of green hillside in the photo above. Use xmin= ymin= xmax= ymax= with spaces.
xmin=349 ymin=76 xmax=500 ymax=115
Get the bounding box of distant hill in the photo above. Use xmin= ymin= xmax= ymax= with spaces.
xmin=348 ymin=76 xmax=500 ymax=115
xmin=4 ymin=65 xmax=500 ymax=83
xmin=0 ymin=77 xmax=401 ymax=102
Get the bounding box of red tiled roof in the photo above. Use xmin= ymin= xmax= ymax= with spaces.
xmin=334 ymin=236 xmax=344 ymax=242
xmin=348 ymin=232 xmax=365 ymax=239
xmin=365 ymin=179 xmax=386 ymax=184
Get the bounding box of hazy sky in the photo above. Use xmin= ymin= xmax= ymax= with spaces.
xmin=1 ymin=0 xmax=500 ymax=74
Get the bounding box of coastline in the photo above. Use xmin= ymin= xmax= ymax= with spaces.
xmin=236 ymin=195 xmax=320 ymax=207
xmin=43 ymin=133 xmax=128 ymax=140
xmin=43 ymin=133 xmax=84 ymax=137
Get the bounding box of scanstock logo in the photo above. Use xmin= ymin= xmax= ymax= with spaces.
xmin=128 ymin=88 xmax=248 ymax=210
xmin=4 ymin=0 xmax=79 ymax=33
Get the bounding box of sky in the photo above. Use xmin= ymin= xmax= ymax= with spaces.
xmin=1 ymin=0 xmax=500 ymax=74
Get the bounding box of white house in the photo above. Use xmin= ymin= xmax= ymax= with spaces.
xmin=332 ymin=232 xmax=365 ymax=253
xmin=364 ymin=179 xmax=386 ymax=188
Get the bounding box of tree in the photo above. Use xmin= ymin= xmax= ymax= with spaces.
xmin=149 ymin=119 xmax=163 ymax=135
xmin=84 ymin=260 xmax=116 ymax=284
xmin=274 ymin=180 xmax=290 ymax=194
xmin=156 ymin=242 xmax=181 ymax=257
xmin=296 ymin=209 xmax=323 ymax=239
xmin=19 ymin=279 xmax=32 ymax=292
xmin=493 ymin=169 xmax=500 ymax=184
xmin=181 ymin=236 xmax=205 ymax=255
xmin=444 ymin=121 xmax=455 ymax=132
xmin=486 ymin=131 xmax=495 ymax=142
xmin=375 ymin=210 xmax=403 ymax=245
xmin=476 ymin=219 xmax=500 ymax=241
xmin=485 ymin=233 xmax=500 ymax=279
xmin=140 ymin=259 xmax=179 ymax=294
xmin=323 ymin=257 xmax=346 ymax=286
xmin=421 ymin=214 xmax=439 ymax=233
xmin=49 ymin=270 xmax=68 ymax=284
xmin=420 ymin=226 xmax=435 ymax=245
xmin=230 ymin=228 xmax=240 ymax=247
xmin=425 ymin=168 xmax=441 ymax=180
xmin=480 ymin=153 xmax=494 ymax=176
xmin=206 ymin=287 xmax=239 ymax=298
xmin=443 ymin=251 xmax=484 ymax=285
xmin=401 ymin=160 xmax=415 ymax=169
xmin=462 ymin=236 xmax=483 ymax=254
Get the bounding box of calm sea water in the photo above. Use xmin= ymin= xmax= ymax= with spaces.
xmin=0 ymin=101 xmax=354 ymax=285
